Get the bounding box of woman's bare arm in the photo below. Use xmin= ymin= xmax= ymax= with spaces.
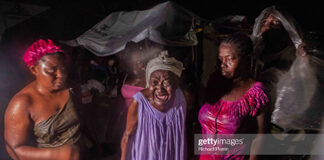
xmin=120 ymin=98 xmax=139 ymax=160
xmin=249 ymin=112 xmax=265 ymax=160
xmin=4 ymin=94 xmax=79 ymax=160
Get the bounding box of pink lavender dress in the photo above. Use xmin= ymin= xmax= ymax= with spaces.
xmin=198 ymin=82 xmax=269 ymax=160
xmin=121 ymin=84 xmax=145 ymax=107
xmin=126 ymin=88 xmax=187 ymax=160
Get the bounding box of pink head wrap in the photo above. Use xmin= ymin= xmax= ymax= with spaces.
xmin=23 ymin=39 xmax=63 ymax=66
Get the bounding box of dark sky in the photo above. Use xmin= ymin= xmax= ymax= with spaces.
xmin=1 ymin=0 xmax=322 ymax=54
xmin=9 ymin=0 xmax=324 ymax=33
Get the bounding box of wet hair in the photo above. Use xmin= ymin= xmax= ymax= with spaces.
xmin=23 ymin=39 xmax=64 ymax=66
xmin=204 ymin=34 xmax=254 ymax=104
xmin=36 ymin=52 xmax=67 ymax=66
xmin=220 ymin=33 xmax=254 ymax=79
xmin=221 ymin=33 xmax=253 ymax=58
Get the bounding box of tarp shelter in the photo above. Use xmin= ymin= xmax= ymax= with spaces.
xmin=63 ymin=3 xmax=204 ymax=154
xmin=66 ymin=1 xmax=202 ymax=56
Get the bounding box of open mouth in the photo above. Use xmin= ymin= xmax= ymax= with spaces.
xmin=155 ymin=94 xmax=169 ymax=102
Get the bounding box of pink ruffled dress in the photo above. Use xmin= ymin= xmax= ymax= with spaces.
xmin=198 ymin=82 xmax=269 ymax=160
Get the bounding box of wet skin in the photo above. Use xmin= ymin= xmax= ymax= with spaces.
xmin=121 ymin=70 xmax=179 ymax=160
xmin=214 ymin=40 xmax=265 ymax=160
xmin=146 ymin=70 xmax=177 ymax=112
xmin=32 ymin=54 xmax=68 ymax=92
xmin=260 ymin=15 xmax=283 ymax=34
xmin=219 ymin=43 xmax=240 ymax=79
xmin=28 ymin=54 xmax=70 ymax=125
xmin=124 ymin=52 xmax=146 ymax=87
xmin=4 ymin=53 xmax=79 ymax=160
xmin=218 ymin=42 xmax=255 ymax=102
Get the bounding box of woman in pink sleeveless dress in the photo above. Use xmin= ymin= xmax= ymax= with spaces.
xmin=121 ymin=84 xmax=145 ymax=107
xmin=120 ymin=51 xmax=146 ymax=107
xmin=199 ymin=33 xmax=269 ymax=160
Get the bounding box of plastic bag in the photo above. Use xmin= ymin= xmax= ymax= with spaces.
xmin=251 ymin=6 xmax=302 ymax=48
xmin=271 ymin=55 xmax=318 ymax=130
xmin=252 ymin=6 xmax=324 ymax=130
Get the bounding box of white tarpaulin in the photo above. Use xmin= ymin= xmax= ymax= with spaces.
xmin=69 ymin=1 xmax=200 ymax=56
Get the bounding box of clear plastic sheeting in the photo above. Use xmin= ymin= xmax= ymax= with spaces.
xmin=68 ymin=1 xmax=201 ymax=56
xmin=251 ymin=6 xmax=302 ymax=48
xmin=271 ymin=55 xmax=318 ymax=130
xmin=272 ymin=48 xmax=324 ymax=130
xmin=251 ymin=6 xmax=324 ymax=130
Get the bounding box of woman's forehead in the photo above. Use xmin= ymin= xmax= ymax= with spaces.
xmin=39 ymin=54 xmax=66 ymax=65
xmin=219 ymin=43 xmax=238 ymax=56
xmin=151 ymin=70 xmax=173 ymax=78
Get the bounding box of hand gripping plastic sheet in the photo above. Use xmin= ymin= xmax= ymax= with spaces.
xmin=252 ymin=6 xmax=324 ymax=130
xmin=271 ymin=55 xmax=319 ymax=130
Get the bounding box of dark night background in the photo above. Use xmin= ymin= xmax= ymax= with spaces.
xmin=0 ymin=0 xmax=323 ymax=159
xmin=1 ymin=0 xmax=324 ymax=40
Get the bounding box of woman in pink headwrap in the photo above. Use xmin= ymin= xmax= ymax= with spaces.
xmin=4 ymin=39 xmax=81 ymax=160
xmin=199 ymin=33 xmax=269 ymax=160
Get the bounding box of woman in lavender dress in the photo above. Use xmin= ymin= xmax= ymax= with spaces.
xmin=121 ymin=51 xmax=187 ymax=160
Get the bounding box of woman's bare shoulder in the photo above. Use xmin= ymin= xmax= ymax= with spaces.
xmin=6 ymin=83 xmax=36 ymax=115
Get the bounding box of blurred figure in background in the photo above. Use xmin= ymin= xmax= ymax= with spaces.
xmin=119 ymin=41 xmax=163 ymax=108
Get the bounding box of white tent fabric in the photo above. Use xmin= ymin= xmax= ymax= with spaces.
xmin=70 ymin=1 xmax=201 ymax=56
